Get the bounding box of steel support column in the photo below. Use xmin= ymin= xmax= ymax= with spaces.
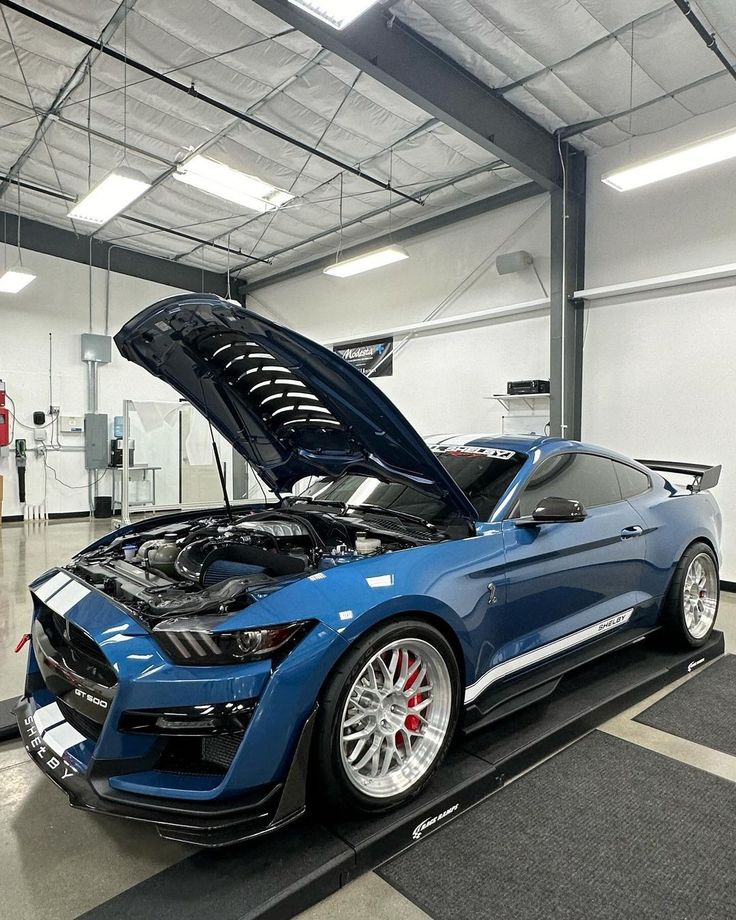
xmin=549 ymin=142 xmax=586 ymax=439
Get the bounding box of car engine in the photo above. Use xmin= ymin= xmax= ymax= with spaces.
xmin=70 ymin=506 xmax=431 ymax=625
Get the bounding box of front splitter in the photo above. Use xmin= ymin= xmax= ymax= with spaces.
xmin=14 ymin=697 xmax=316 ymax=847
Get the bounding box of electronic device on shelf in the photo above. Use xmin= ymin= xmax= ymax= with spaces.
xmin=506 ymin=379 xmax=550 ymax=395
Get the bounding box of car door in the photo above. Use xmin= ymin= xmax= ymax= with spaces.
xmin=498 ymin=451 xmax=651 ymax=664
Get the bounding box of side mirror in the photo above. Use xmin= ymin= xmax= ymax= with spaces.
xmin=516 ymin=495 xmax=587 ymax=527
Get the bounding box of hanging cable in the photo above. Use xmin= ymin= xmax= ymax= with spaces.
xmin=226 ymin=232 xmax=232 ymax=299
xmin=122 ymin=0 xmax=128 ymax=163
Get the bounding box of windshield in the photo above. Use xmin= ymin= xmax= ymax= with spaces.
xmin=300 ymin=446 xmax=526 ymax=522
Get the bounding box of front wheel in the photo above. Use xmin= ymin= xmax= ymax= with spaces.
xmin=662 ymin=542 xmax=719 ymax=648
xmin=313 ymin=620 xmax=460 ymax=814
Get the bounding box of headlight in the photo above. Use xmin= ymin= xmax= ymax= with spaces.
xmin=153 ymin=615 xmax=315 ymax=666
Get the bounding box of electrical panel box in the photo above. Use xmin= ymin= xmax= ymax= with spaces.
xmin=81 ymin=334 xmax=112 ymax=364
xmin=84 ymin=413 xmax=109 ymax=470
xmin=61 ymin=415 xmax=84 ymax=433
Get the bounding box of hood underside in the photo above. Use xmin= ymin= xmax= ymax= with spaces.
xmin=114 ymin=294 xmax=478 ymax=521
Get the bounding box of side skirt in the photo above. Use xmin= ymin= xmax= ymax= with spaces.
xmin=462 ymin=626 xmax=659 ymax=734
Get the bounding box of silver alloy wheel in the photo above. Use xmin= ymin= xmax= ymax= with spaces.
xmin=683 ymin=552 xmax=718 ymax=639
xmin=339 ymin=637 xmax=453 ymax=798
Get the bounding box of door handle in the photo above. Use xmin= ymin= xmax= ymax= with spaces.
xmin=620 ymin=525 xmax=643 ymax=540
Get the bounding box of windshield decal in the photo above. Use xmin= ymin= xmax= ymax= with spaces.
xmin=432 ymin=445 xmax=517 ymax=460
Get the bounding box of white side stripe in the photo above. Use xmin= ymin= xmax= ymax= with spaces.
xmin=34 ymin=572 xmax=71 ymax=602
xmin=464 ymin=608 xmax=634 ymax=705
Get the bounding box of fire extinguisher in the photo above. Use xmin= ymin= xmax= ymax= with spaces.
xmin=0 ymin=379 xmax=9 ymax=449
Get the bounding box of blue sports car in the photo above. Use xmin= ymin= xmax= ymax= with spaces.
xmin=16 ymin=294 xmax=722 ymax=846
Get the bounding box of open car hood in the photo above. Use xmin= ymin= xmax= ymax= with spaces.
xmin=115 ymin=294 xmax=478 ymax=521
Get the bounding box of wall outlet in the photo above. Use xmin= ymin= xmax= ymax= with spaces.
xmin=33 ymin=428 xmax=47 ymax=443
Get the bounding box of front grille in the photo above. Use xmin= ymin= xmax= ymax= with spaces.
xmin=57 ymin=697 xmax=102 ymax=741
xmin=38 ymin=603 xmax=117 ymax=687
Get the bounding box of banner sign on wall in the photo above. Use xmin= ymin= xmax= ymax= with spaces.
xmin=333 ymin=336 xmax=394 ymax=377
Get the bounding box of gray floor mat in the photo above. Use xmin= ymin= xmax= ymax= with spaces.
xmin=635 ymin=654 xmax=736 ymax=755
xmin=379 ymin=731 xmax=736 ymax=920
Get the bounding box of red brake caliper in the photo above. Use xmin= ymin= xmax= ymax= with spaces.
xmin=399 ymin=653 xmax=423 ymax=744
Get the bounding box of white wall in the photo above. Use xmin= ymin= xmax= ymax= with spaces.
xmin=0 ymin=247 xmax=185 ymax=518
xmin=583 ymin=102 xmax=736 ymax=579
xmin=250 ymin=194 xmax=552 ymax=439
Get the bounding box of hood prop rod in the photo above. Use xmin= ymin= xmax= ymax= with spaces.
xmin=199 ymin=377 xmax=233 ymax=521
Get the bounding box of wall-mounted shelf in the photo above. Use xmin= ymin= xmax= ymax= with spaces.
xmin=486 ymin=393 xmax=550 ymax=412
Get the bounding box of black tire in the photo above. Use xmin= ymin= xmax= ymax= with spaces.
xmin=661 ymin=541 xmax=719 ymax=649
xmin=312 ymin=618 xmax=461 ymax=815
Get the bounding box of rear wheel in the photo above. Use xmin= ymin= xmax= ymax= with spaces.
xmin=313 ymin=620 xmax=460 ymax=813
xmin=662 ymin=542 xmax=719 ymax=648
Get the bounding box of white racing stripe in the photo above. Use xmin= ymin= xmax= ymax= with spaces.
xmin=33 ymin=701 xmax=65 ymax=734
xmin=47 ymin=580 xmax=90 ymax=616
xmin=464 ymin=608 xmax=634 ymax=704
xmin=44 ymin=722 xmax=87 ymax=757
xmin=34 ymin=571 xmax=71 ymax=602
xmin=31 ymin=702 xmax=86 ymax=756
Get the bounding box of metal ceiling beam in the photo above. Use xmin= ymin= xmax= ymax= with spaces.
xmin=0 ymin=0 xmax=135 ymax=201
xmin=549 ymin=142 xmax=586 ymax=439
xmin=242 ymin=182 xmax=543 ymax=294
xmin=232 ymin=159 xmax=522 ymax=274
xmin=0 ymin=0 xmax=422 ymax=206
xmin=1 ymin=207 xmax=228 ymax=293
xmin=247 ymin=1 xmax=562 ymax=191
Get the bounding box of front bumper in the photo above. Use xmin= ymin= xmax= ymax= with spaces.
xmin=16 ymin=694 xmax=316 ymax=847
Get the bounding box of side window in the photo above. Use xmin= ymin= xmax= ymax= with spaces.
xmin=614 ymin=461 xmax=650 ymax=499
xmin=517 ymin=453 xmax=622 ymax=516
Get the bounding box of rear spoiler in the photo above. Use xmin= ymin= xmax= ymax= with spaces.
xmin=635 ymin=460 xmax=721 ymax=493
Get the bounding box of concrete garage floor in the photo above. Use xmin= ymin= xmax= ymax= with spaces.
xmin=1 ymin=518 xmax=735 ymax=920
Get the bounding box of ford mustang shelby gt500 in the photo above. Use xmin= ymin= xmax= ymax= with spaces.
xmin=16 ymin=294 xmax=722 ymax=846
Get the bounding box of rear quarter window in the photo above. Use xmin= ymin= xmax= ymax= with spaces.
xmin=614 ymin=461 xmax=651 ymax=499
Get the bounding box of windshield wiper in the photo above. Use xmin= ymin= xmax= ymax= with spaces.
xmin=347 ymin=503 xmax=438 ymax=531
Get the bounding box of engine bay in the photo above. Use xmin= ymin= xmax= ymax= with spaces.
xmin=70 ymin=505 xmax=440 ymax=625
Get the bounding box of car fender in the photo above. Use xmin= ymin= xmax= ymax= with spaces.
xmin=235 ymin=543 xmax=482 ymax=682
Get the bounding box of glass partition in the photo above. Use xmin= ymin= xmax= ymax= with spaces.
xmin=118 ymin=399 xmax=275 ymax=523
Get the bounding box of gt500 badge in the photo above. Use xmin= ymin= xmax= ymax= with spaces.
xmin=412 ymin=803 xmax=459 ymax=840
xmin=74 ymin=688 xmax=108 ymax=709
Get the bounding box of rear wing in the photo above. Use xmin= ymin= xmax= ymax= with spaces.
xmin=635 ymin=459 xmax=721 ymax=493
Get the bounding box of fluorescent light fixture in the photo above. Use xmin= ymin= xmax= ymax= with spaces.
xmin=602 ymin=128 xmax=736 ymax=191
xmin=174 ymin=156 xmax=294 ymax=213
xmin=323 ymin=246 xmax=409 ymax=278
xmin=0 ymin=269 xmax=36 ymax=293
xmin=68 ymin=169 xmax=151 ymax=224
xmin=288 ymin=0 xmax=379 ymax=29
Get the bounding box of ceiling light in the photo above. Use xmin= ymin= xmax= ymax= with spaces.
xmin=323 ymin=246 xmax=409 ymax=277
xmin=0 ymin=269 xmax=36 ymax=293
xmin=602 ymin=128 xmax=736 ymax=191
xmin=174 ymin=156 xmax=294 ymax=213
xmin=68 ymin=169 xmax=151 ymax=224
xmin=288 ymin=0 xmax=379 ymax=29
